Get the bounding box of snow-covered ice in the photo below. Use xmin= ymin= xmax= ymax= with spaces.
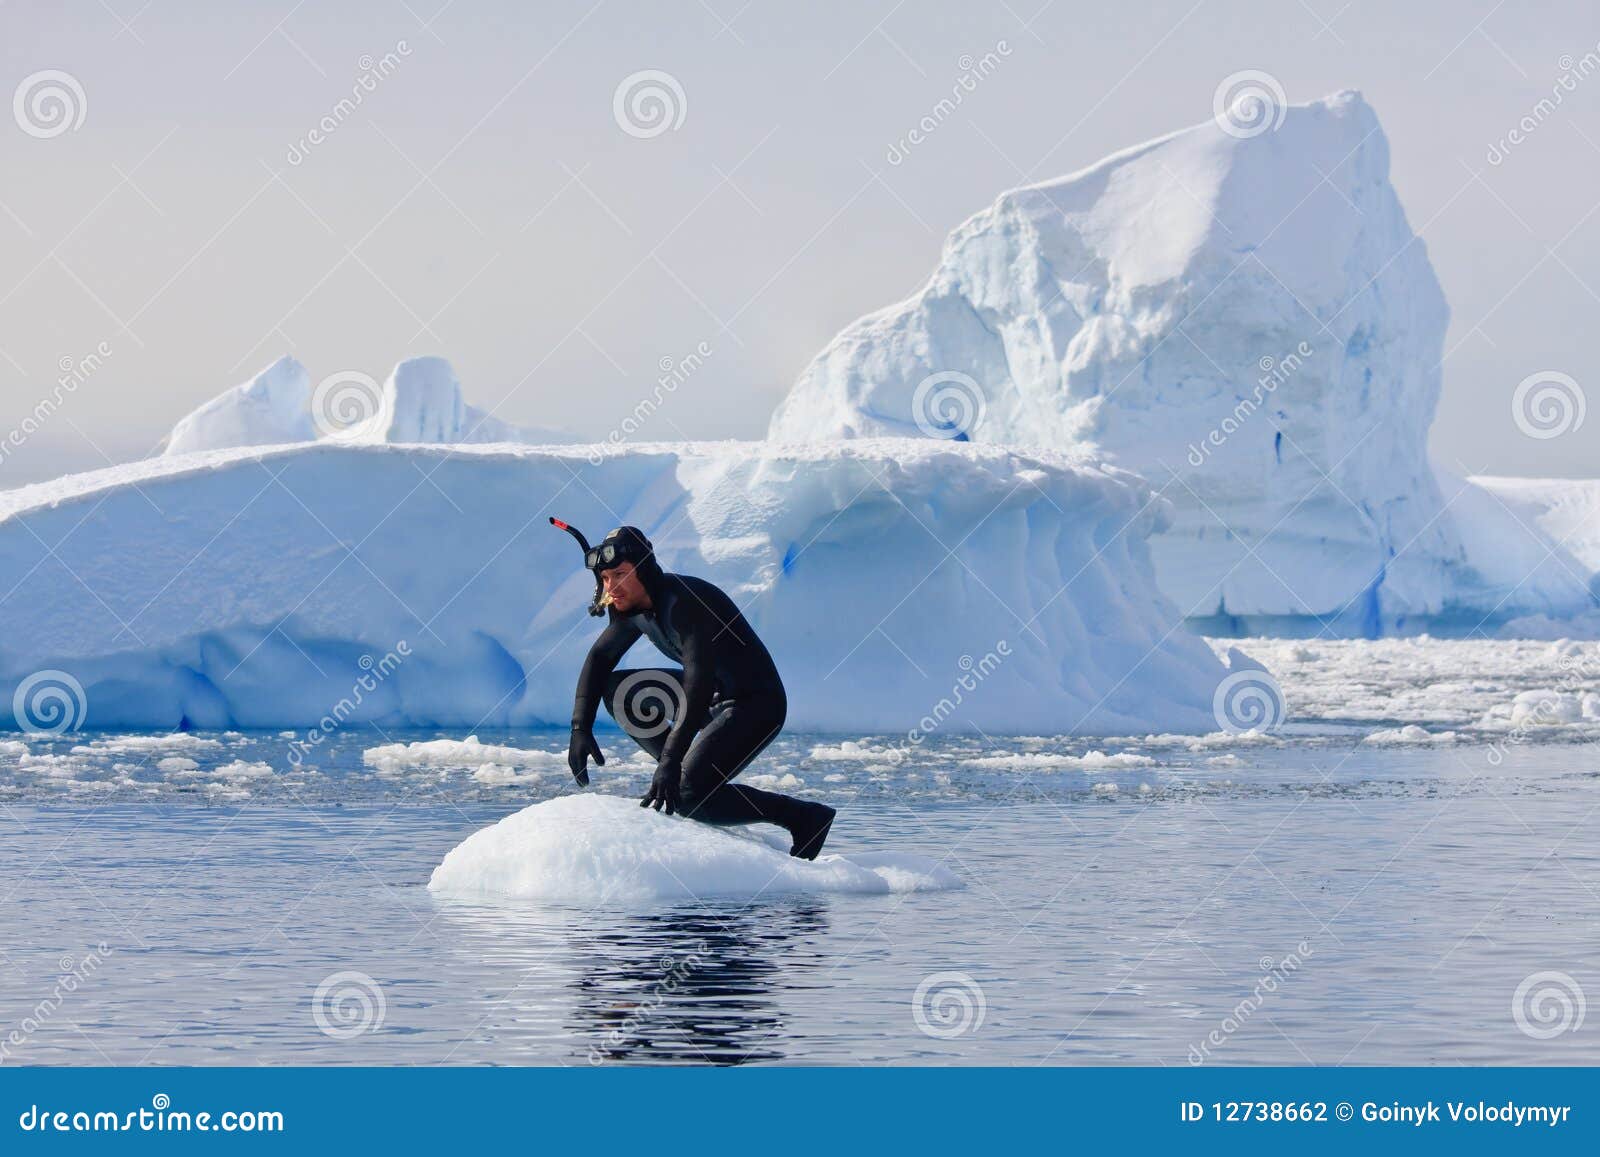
xmin=426 ymin=794 xmax=962 ymax=903
xmin=0 ymin=439 xmax=1229 ymax=734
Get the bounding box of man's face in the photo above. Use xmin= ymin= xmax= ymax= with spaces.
xmin=600 ymin=560 xmax=649 ymax=613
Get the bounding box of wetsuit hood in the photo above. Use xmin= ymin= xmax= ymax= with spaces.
xmin=591 ymin=525 xmax=665 ymax=595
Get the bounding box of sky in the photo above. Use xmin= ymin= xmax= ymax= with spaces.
xmin=2 ymin=0 xmax=1598 ymax=486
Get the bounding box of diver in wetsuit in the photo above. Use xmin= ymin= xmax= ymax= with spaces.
xmin=566 ymin=526 xmax=836 ymax=860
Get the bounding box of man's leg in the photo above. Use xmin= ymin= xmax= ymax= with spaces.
xmin=678 ymin=696 xmax=836 ymax=859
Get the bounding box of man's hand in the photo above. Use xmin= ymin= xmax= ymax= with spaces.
xmin=640 ymin=756 xmax=681 ymax=815
xmin=568 ymin=725 xmax=605 ymax=786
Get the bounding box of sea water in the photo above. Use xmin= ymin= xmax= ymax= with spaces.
xmin=2 ymin=713 xmax=1596 ymax=1065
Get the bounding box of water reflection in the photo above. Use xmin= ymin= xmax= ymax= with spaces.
xmin=428 ymin=892 xmax=829 ymax=1065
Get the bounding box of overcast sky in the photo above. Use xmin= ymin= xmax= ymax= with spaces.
xmin=3 ymin=0 xmax=1598 ymax=486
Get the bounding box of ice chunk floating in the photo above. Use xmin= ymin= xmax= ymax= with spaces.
xmin=427 ymin=794 xmax=962 ymax=904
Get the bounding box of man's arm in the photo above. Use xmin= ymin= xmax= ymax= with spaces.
xmin=569 ymin=612 xmax=641 ymax=786
xmin=571 ymin=611 xmax=642 ymax=729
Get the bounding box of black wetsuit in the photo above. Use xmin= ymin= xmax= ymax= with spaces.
xmin=571 ymin=572 xmax=799 ymax=827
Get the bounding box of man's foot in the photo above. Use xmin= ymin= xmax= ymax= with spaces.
xmin=787 ymin=801 xmax=835 ymax=860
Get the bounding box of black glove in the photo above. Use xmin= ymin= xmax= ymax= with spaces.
xmin=567 ymin=725 xmax=604 ymax=786
xmin=640 ymin=756 xmax=681 ymax=815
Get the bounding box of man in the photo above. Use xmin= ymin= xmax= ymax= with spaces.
xmin=566 ymin=526 xmax=836 ymax=860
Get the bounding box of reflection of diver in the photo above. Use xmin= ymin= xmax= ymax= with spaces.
xmin=573 ymin=902 xmax=827 ymax=1066
xmin=554 ymin=523 xmax=835 ymax=858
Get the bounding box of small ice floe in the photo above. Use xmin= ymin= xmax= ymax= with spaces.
xmin=744 ymin=772 xmax=804 ymax=790
xmin=71 ymin=734 xmax=223 ymax=755
xmin=963 ymin=750 xmax=1155 ymax=771
xmin=1361 ymin=725 xmax=1459 ymax=745
xmin=471 ymin=764 xmax=542 ymax=787
xmin=427 ymin=794 xmax=962 ymax=904
xmin=363 ymin=735 xmax=566 ymax=776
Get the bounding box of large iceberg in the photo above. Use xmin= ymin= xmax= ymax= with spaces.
xmin=769 ymin=91 xmax=1593 ymax=634
xmin=161 ymin=354 xmax=566 ymax=455
xmin=0 ymin=439 xmax=1228 ymax=733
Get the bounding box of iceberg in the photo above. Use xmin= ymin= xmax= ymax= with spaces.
xmin=163 ymin=355 xmax=318 ymax=455
xmin=768 ymin=91 xmax=1594 ymax=634
xmin=0 ymin=438 xmax=1229 ymax=733
xmin=161 ymin=354 xmax=568 ymax=455
xmin=427 ymin=794 xmax=962 ymax=904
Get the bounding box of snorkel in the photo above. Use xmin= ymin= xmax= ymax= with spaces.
xmin=549 ymin=517 xmax=608 ymax=616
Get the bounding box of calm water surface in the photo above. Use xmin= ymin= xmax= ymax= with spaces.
xmin=2 ymin=728 xmax=1597 ymax=1065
